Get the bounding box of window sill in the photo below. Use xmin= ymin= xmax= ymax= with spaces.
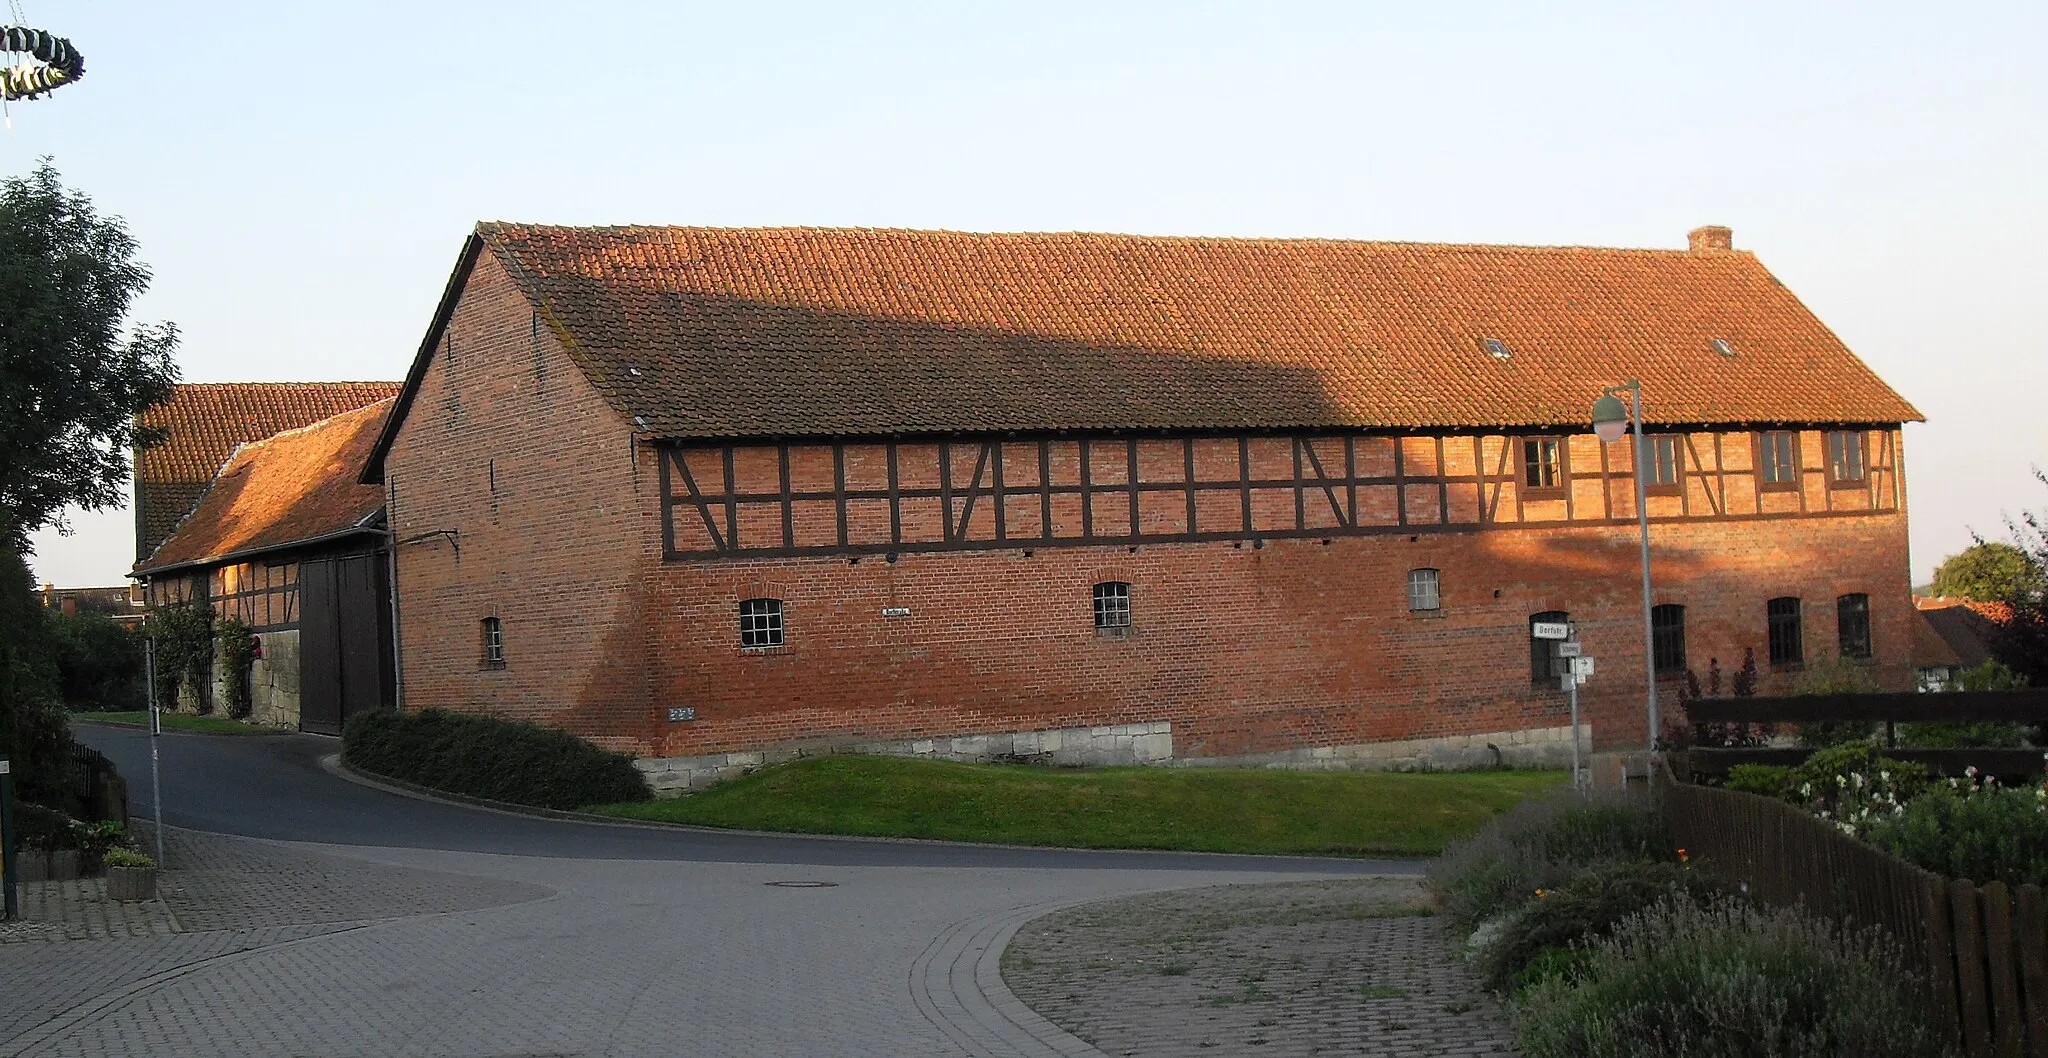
xmin=1827 ymin=478 xmax=1868 ymax=490
xmin=479 ymin=662 xmax=507 ymax=673
xmin=1520 ymin=487 xmax=1568 ymax=501
xmin=1770 ymin=662 xmax=1805 ymax=673
xmin=741 ymin=644 xmax=790 ymax=656
xmin=1095 ymin=626 xmax=1136 ymax=640
xmin=1408 ymin=608 xmax=1445 ymax=619
xmin=1758 ymin=481 xmax=1801 ymax=493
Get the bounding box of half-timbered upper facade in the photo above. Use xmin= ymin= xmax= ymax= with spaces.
xmin=367 ymin=222 xmax=1920 ymax=787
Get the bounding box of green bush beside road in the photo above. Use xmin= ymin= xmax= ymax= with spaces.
xmin=343 ymin=708 xmax=650 ymax=810
xmin=585 ymin=755 xmax=1567 ymax=857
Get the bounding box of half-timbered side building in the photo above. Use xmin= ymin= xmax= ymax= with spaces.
xmin=366 ymin=223 xmax=1921 ymax=791
xmin=139 ymin=399 xmax=399 ymax=733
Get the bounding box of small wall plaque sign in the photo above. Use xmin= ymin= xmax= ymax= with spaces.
xmin=881 ymin=606 xmax=911 ymax=618
xmin=667 ymin=707 xmax=697 ymax=723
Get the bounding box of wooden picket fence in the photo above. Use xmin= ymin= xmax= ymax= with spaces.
xmin=1659 ymin=770 xmax=2048 ymax=1058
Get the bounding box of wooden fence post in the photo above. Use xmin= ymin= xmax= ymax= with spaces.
xmin=1985 ymin=881 xmax=2024 ymax=1058
xmin=2013 ymin=885 xmax=2048 ymax=1058
xmin=1957 ymin=879 xmax=1998 ymax=1057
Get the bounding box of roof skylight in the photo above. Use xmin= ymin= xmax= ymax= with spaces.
xmin=1483 ymin=338 xmax=1512 ymax=360
xmin=1711 ymin=338 xmax=1735 ymax=357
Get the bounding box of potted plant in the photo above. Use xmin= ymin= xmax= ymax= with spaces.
xmin=72 ymin=819 xmax=124 ymax=874
xmin=103 ymin=847 xmax=158 ymax=901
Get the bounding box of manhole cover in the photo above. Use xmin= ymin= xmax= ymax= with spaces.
xmin=765 ymin=880 xmax=839 ymax=888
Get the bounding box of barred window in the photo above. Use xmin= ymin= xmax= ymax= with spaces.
xmin=481 ymin=617 xmax=505 ymax=668
xmin=1828 ymin=431 xmax=1867 ymax=484
xmin=1407 ymin=568 xmax=1441 ymax=612
xmin=1652 ymin=604 xmax=1686 ymax=674
xmin=1837 ymin=593 xmax=1872 ymax=660
xmin=1094 ymin=582 xmax=1132 ymax=631
xmin=1767 ymin=596 xmax=1803 ymax=667
xmin=740 ymin=598 xmax=784 ymax=648
xmin=1758 ymin=431 xmax=1798 ymax=485
xmin=1523 ymin=438 xmax=1563 ymax=490
xmin=1530 ymin=611 xmax=1570 ymax=685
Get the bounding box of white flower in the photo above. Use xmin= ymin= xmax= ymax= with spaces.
xmin=1967 ymin=766 xmax=1979 ymax=778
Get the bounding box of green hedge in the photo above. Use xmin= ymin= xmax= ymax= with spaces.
xmin=342 ymin=709 xmax=650 ymax=810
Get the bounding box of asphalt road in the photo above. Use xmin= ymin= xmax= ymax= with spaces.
xmin=73 ymin=723 xmax=1418 ymax=874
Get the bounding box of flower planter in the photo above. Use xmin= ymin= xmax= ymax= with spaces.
xmin=106 ymin=865 xmax=157 ymax=902
xmin=47 ymin=849 xmax=80 ymax=881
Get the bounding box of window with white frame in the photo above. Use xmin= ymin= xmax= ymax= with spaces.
xmin=481 ymin=617 xmax=505 ymax=668
xmin=1094 ymin=581 xmax=1132 ymax=631
xmin=740 ymin=598 xmax=784 ymax=648
xmin=1407 ymin=568 xmax=1441 ymax=612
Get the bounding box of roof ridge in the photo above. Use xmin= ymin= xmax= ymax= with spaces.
xmin=474 ymin=221 xmax=1746 ymax=257
xmin=226 ymin=395 xmax=396 ymax=456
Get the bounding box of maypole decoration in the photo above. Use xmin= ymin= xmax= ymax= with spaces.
xmin=0 ymin=24 xmax=82 ymax=100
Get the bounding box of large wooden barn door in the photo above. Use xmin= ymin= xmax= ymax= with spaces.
xmin=298 ymin=559 xmax=341 ymax=734
xmin=297 ymin=552 xmax=395 ymax=736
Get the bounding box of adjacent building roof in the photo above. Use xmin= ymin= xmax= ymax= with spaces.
xmin=1914 ymin=597 xmax=2010 ymax=672
xmin=136 ymin=382 xmax=400 ymax=562
xmin=369 ymin=222 xmax=1924 ymax=470
xmin=137 ymin=398 xmax=395 ymax=575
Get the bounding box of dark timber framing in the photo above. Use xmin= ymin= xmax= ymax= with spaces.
xmin=655 ymin=429 xmax=1905 ymax=561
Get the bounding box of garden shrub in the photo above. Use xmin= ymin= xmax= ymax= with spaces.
xmin=1514 ymin=898 xmax=1952 ymax=1058
xmin=12 ymin=802 xmax=77 ymax=851
xmin=1866 ymin=787 xmax=2048 ymax=887
xmin=342 ymin=708 xmax=651 ymax=810
xmin=1781 ymin=740 xmax=1927 ymax=837
xmin=1724 ymin=764 xmax=1796 ymax=799
xmin=1792 ymin=654 xmax=1881 ymax=747
xmin=49 ymin=610 xmax=145 ymax=711
xmin=102 ymin=846 xmax=155 ymax=869
xmin=1428 ymin=789 xmax=1676 ymax=929
xmin=1475 ymin=860 xmax=1734 ymax=993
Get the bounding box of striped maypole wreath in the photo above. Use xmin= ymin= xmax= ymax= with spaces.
xmin=0 ymin=25 xmax=82 ymax=100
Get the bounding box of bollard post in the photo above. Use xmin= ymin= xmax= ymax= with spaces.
xmin=2 ymin=755 xmax=17 ymax=922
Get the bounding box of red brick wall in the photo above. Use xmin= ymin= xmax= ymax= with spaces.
xmin=383 ymin=256 xmax=1915 ymax=763
xmin=639 ymin=510 xmax=1913 ymax=758
xmin=382 ymin=251 xmax=660 ymax=752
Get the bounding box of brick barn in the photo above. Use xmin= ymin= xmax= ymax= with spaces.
xmin=364 ymin=223 xmax=1921 ymax=792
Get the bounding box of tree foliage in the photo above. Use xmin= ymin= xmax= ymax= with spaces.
xmin=1991 ymin=470 xmax=2048 ymax=688
xmin=1933 ymin=541 xmax=2045 ymax=604
xmin=0 ymin=159 xmax=179 ymax=549
xmin=0 ymin=160 xmax=178 ymax=803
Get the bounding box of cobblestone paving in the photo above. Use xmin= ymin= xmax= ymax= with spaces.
xmin=0 ymin=878 xmax=180 ymax=943
xmin=1002 ymin=877 xmax=1517 ymax=1057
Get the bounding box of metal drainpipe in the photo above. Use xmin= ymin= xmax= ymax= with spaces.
xmin=384 ymin=482 xmax=405 ymax=713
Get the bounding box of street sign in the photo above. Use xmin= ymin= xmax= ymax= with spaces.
xmin=1531 ymin=622 xmax=1571 ymax=640
xmin=1555 ymin=642 xmax=1583 ymax=658
xmin=1559 ymin=673 xmax=1581 ymax=691
xmin=0 ymin=759 xmax=9 ymax=774
xmin=1572 ymin=656 xmax=1596 ymax=676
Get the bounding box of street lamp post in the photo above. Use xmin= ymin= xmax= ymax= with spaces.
xmin=1591 ymin=380 xmax=1659 ymax=757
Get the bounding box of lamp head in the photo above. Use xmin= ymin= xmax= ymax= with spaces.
xmin=1591 ymin=393 xmax=1629 ymax=442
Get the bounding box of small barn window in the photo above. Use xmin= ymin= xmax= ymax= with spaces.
xmin=1407 ymin=569 xmax=1441 ymax=612
xmin=1646 ymin=435 xmax=1681 ymax=488
xmin=1768 ymin=597 xmax=1804 ymax=667
xmin=1652 ymin=604 xmax=1686 ymax=674
xmin=481 ymin=617 xmax=505 ymax=669
xmin=1530 ymin=611 xmax=1570 ymax=685
xmin=1523 ymin=438 xmax=1564 ymax=491
xmin=1758 ymin=431 xmax=1799 ymax=486
xmin=740 ymin=598 xmax=784 ymax=648
xmin=1828 ymin=431 xmax=1867 ymax=485
xmin=1094 ymin=582 xmax=1132 ymax=632
xmin=1837 ymin=593 xmax=1872 ymax=659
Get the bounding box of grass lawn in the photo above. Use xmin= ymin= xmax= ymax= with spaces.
xmin=70 ymin=711 xmax=278 ymax=735
xmin=585 ymin=756 xmax=1568 ymax=857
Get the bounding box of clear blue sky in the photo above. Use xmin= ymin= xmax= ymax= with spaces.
xmin=16 ymin=0 xmax=2046 ymax=585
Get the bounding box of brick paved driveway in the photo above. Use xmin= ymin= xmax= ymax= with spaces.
xmin=0 ymin=727 xmax=1432 ymax=1057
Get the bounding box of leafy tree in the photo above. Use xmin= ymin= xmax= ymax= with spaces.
xmin=1991 ymin=470 xmax=2048 ymax=688
xmin=49 ymin=610 xmax=145 ymax=711
xmin=0 ymin=160 xmax=179 ymax=801
xmin=1932 ymin=542 xmax=2045 ymax=603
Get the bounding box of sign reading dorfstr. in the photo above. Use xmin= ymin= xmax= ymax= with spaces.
xmin=1531 ymin=622 xmax=1571 ymax=641
xmin=881 ymin=607 xmax=911 ymax=618
xmin=667 ymin=707 xmax=697 ymax=723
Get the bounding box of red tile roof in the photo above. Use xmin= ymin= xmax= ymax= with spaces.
xmin=137 ymin=399 xmax=394 ymax=574
xmin=136 ymin=382 xmax=399 ymax=561
xmin=460 ymin=224 xmax=1920 ymax=441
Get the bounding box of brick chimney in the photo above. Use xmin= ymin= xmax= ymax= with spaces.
xmin=1688 ymin=225 xmax=1734 ymax=253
